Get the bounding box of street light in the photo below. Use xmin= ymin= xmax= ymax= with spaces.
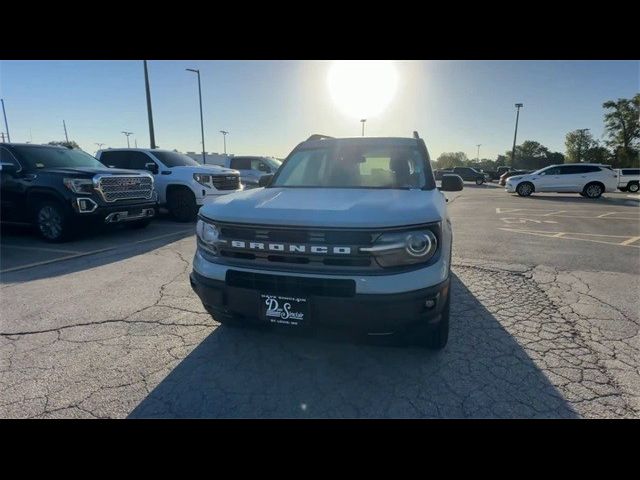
xmin=95 ymin=143 xmax=105 ymax=150
xmin=122 ymin=131 xmax=133 ymax=148
xmin=577 ymin=128 xmax=590 ymax=163
xmin=510 ymin=103 xmax=524 ymax=168
xmin=220 ymin=130 xmax=229 ymax=154
xmin=361 ymin=119 xmax=366 ymax=136
xmin=186 ymin=68 xmax=206 ymax=164
xmin=476 ymin=144 xmax=482 ymax=162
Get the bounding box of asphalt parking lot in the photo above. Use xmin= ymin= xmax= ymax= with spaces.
xmin=1 ymin=184 xmax=638 ymax=418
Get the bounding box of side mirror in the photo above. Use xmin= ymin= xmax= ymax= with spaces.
xmin=145 ymin=162 xmax=159 ymax=174
xmin=0 ymin=162 xmax=18 ymax=175
xmin=258 ymin=174 xmax=274 ymax=187
xmin=440 ymin=174 xmax=464 ymax=192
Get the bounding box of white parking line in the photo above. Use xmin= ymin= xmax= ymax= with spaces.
xmin=0 ymin=244 xmax=82 ymax=254
xmin=0 ymin=229 xmax=193 ymax=274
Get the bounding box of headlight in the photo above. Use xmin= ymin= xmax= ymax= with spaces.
xmin=63 ymin=178 xmax=94 ymax=194
xmin=196 ymin=219 xmax=220 ymax=255
xmin=194 ymin=173 xmax=211 ymax=187
xmin=362 ymin=228 xmax=438 ymax=268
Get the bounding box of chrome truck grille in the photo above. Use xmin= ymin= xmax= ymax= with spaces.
xmin=94 ymin=174 xmax=154 ymax=203
xmin=212 ymin=175 xmax=240 ymax=191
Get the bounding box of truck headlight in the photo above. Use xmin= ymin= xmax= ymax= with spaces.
xmin=63 ymin=178 xmax=94 ymax=194
xmin=361 ymin=228 xmax=438 ymax=268
xmin=196 ymin=219 xmax=220 ymax=255
xmin=194 ymin=173 xmax=211 ymax=188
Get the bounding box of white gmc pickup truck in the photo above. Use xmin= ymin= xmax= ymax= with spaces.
xmin=96 ymin=148 xmax=242 ymax=221
xmin=189 ymin=133 xmax=464 ymax=349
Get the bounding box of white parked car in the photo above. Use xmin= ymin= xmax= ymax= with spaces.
xmin=208 ymin=156 xmax=282 ymax=188
xmin=505 ymin=163 xmax=619 ymax=199
xmin=96 ymin=149 xmax=242 ymax=221
xmin=616 ymin=168 xmax=640 ymax=193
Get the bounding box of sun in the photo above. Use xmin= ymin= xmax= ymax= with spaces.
xmin=327 ymin=60 xmax=398 ymax=120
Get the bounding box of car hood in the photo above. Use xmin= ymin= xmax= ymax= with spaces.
xmin=506 ymin=175 xmax=526 ymax=182
xmin=35 ymin=167 xmax=148 ymax=177
xmin=199 ymin=187 xmax=447 ymax=228
xmin=171 ymin=165 xmax=239 ymax=175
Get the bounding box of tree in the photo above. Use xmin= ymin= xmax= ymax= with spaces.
xmin=602 ymin=94 xmax=640 ymax=167
xmin=565 ymin=129 xmax=598 ymax=163
xmin=505 ymin=140 xmax=563 ymax=170
xmin=583 ymin=145 xmax=612 ymax=164
xmin=436 ymin=152 xmax=467 ymax=169
xmin=48 ymin=140 xmax=80 ymax=149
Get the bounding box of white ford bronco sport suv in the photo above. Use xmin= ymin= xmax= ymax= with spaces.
xmin=96 ymin=148 xmax=242 ymax=221
xmin=190 ymin=133 xmax=463 ymax=349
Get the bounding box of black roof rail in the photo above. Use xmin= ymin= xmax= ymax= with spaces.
xmin=306 ymin=134 xmax=334 ymax=141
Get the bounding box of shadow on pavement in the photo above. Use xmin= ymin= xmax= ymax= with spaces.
xmin=505 ymin=194 xmax=640 ymax=207
xmin=0 ymin=218 xmax=194 ymax=284
xmin=129 ymin=273 xmax=577 ymax=418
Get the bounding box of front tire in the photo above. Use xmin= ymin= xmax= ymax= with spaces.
xmin=167 ymin=188 xmax=198 ymax=222
xmin=627 ymin=182 xmax=639 ymax=193
xmin=34 ymin=200 xmax=74 ymax=242
xmin=516 ymin=182 xmax=534 ymax=197
xmin=583 ymin=182 xmax=603 ymax=199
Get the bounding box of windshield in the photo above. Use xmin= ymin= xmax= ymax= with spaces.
xmin=12 ymin=146 xmax=106 ymax=169
xmin=265 ymin=157 xmax=282 ymax=170
xmin=151 ymin=151 xmax=201 ymax=168
xmin=272 ymin=143 xmax=428 ymax=189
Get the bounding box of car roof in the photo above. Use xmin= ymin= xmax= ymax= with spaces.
xmin=98 ymin=148 xmax=177 ymax=153
xmin=2 ymin=143 xmax=67 ymax=149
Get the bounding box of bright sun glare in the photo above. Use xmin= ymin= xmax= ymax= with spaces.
xmin=327 ymin=60 xmax=398 ymax=120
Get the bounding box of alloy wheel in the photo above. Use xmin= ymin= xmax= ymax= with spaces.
xmin=38 ymin=206 xmax=63 ymax=240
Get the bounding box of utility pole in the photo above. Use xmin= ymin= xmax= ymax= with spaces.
xmin=220 ymin=130 xmax=228 ymax=154
xmin=576 ymin=128 xmax=590 ymax=163
xmin=361 ymin=119 xmax=366 ymax=136
xmin=1 ymin=99 xmax=10 ymax=142
xmin=186 ymin=68 xmax=206 ymax=164
xmin=63 ymin=120 xmax=69 ymax=143
xmin=476 ymin=144 xmax=481 ymax=162
xmin=144 ymin=60 xmax=157 ymax=149
xmin=122 ymin=131 xmax=133 ymax=148
xmin=511 ymin=103 xmax=523 ymax=168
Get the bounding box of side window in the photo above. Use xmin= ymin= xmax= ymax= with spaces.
xmin=622 ymin=169 xmax=640 ymax=175
xmin=543 ymin=167 xmax=560 ymax=175
xmin=0 ymin=147 xmax=21 ymax=169
xmin=251 ymin=158 xmax=269 ymax=171
xmin=582 ymin=166 xmax=601 ymax=173
xmin=557 ymin=166 xmax=575 ymax=175
xmin=231 ymin=158 xmax=251 ymax=170
xmin=128 ymin=152 xmax=153 ymax=170
xmin=100 ymin=151 xmax=129 ymax=169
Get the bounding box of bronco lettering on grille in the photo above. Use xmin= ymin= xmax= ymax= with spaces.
xmin=230 ymin=240 xmax=351 ymax=255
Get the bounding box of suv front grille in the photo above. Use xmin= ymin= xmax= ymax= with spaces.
xmin=96 ymin=175 xmax=154 ymax=202
xmin=212 ymin=175 xmax=240 ymax=191
xmin=226 ymin=270 xmax=356 ymax=297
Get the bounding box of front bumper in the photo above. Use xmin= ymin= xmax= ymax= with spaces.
xmin=505 ymin=183 xmax=516 ymax=193
xmin=71 ymin=198 xmax=157 ymax=223
xmin=190 ymin=270 xmax=450 ymax=333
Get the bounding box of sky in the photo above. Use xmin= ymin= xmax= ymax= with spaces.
xmin=0 ymin=60 xmax=638 ymax=160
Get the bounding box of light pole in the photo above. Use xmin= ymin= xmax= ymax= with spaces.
xmin=361 ymin=119 xmax=366 ymax=136
xmin=1 ymin=99 xmax=10 ymax=143
xmin=63 ymin=120 xmax=69 ymax=143
xmin=143 ymin=60 xmax=157 ymax=149
xmin=510 ymin=103 xmax=523 ymax=168
xmin=577 ymin=128 xmax=590 ymax=162
xmin=476 ymin=144 xmax=482 ymax=162
xmin=122 ymin=131 xmax=133 ymax=148
xmin=95 ymin=143 xmax=105 ymax=151
xmin=186 ymin=68 xmax=206 ymax=164
xmin=220 ymin=130 xmax=228 ymax=154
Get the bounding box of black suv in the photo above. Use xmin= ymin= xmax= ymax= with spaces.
xmin=451 ymin=167 xmax=489 ymax=185
xmin=0 ymin=143 xmax=157 ymax=242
